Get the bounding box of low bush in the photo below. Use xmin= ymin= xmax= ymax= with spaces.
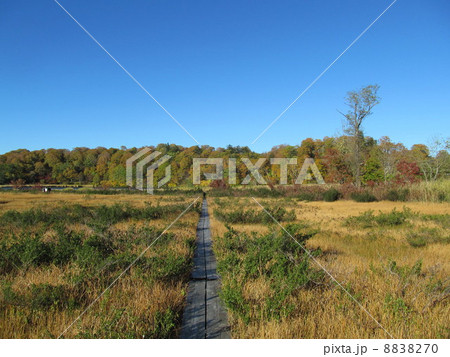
xmin=384 ymin=293 xmax=411 ymax=318
xmin=351 ymin=191 xmax=378 ymax=202
xmin=217 ymin=225 xmax=322 ymax=324
xmin=30 ymin=284 xmax=71 ymax=310
xmin=1 ymin=283 xmax=25 ymax=307
xmin=376 ymin=209 xmax=411 ymax=226
xmin=1 ymin=283 xmax=81 ymax=311
xmin=385 ymin=189 xmax=409 ymax=202
xmin=345 ymin=208 xmax=412 ymax=228
xmin=420 ymin=214 xmax=450 ymax=229
xmin=406 ymin=233 xmax=427 ymax=248
xmin=264 ymin=206 xmax=296 ymax=223
xmin=151 ymin=308 xmax=178 ymax=338
xmin=52 ymin=229 xmax=83 ymax=265
xmin=220 ymin=279 xmax=251 ymax=324
xmin=406 ymin=228 xmax=449 ymax=247
xmin=16 ymin=235 xmax=54 ymax=268
xmin=0 ymin=203 xmax=188 ymax=230
xmin=214 ymin=206 xmax=296 ymax=224
xmin=214 ymin=208 xmax=261 ymax=224
xmin=140 ymin=253 xmax=192 ymax=282
xmin=297 ymin=192 xmax=315 ymax=201
xmin=323 ymin=188 xmax=341 ymax=202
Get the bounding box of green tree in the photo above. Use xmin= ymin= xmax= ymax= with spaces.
xmin=340 ymin=84 xmax=380 ymax=186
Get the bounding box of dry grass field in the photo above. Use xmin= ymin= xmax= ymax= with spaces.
xmin=0 ymin=191 xmax=201 ymax=338
xmin=0 ymin=192 xmax=188 ymax=212
xmin=209 ymin=196 xmax=450 ymax=339
xmin=1 ymin=190 xmax=448 ymax=339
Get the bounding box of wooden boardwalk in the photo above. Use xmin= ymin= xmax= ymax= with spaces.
xmin=180 ymin=199 xmax=230 ymax=339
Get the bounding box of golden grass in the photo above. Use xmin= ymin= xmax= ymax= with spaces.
xmin=0 ymin=192 xmax=199 ymax=338
xmin=209 ymin=197 xmax=450 ymax=339
xmin=0 ymin=192 xmax=190 ymax=213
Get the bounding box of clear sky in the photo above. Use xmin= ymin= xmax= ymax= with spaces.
xmin=1 ymin=0 xmax=449 ymax=154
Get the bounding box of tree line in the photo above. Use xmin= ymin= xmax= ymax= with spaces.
xmin=1 ymin=85 xmax=448 ymax=187
xmin=0 ymin=136 xmax=448 ymax=188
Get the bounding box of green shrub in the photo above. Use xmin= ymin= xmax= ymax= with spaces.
xmin=375 ymin=209 xmax=410 ymax=226
xmin=323 ymin=188 xmax=341 ymax=202
xmin=351 ymin=191 xmax=377 ymax=202
xmin=297 ymin=192 xmax=315 ymax=201
xmin=216 ymin=225 xmax=322 ymax=325
xmin=385 ymin=189 xmax=409 ymax=202
xmin=214 ymin=208 xmax=260 ymax=224
xmin=53 ymin=230 xmax=83 ymax=265
xmin=214 ymin=206 xmax=295 ymax=224
xmin=384 ymin=293 xmax=411 ymax=318
xmin=83 ymin=234 xmax=115 ymax=257
xmin=93 ymin=204 xmax=132 ymax=226
xmin=284 ymin=223 xmax=318 ymax=245
xmin=406 ymin=234 xmax=427 ymax=248
xmin=388 ymin=259 xmax=422 ymax=279
xmin=1 ymin=283 xmax=25 ymax=306
xmin=0 ymin=202 xmax=186 ymax=231
xmin=220 ymin=279 xmax=251 ymax=325
xmin=75 ymin=243 xmax=108 ymax=271
xmin=263 ymin=287 xmax=295 ymax=321
xmin=29 ymin=283 xmax=78 ymax=310
xmin=406 ymin=228 xmax=449 ymax=247
xmin=421 ymin=214 xmax=450 ymax=229
xmin=263 ymin=206 xmax=296 ymax=223
xmin=1 ymin=283 xmax=77 ymax=311
xmin=0 ymin=242 xmax=20 ymax=274
xmin=17 ymin=236 xmax=53 ymax=268
xmin=151 ymin=308 xmax=177 ymax=338
xmin=345 ymin=208 xmax=412 ymax=228
xmin=143 ymin=254 xmax=191 ymax=282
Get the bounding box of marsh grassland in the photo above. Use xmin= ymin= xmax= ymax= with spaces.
xmin=0 ymin=192 xmax=200 ymax=338
xmin=0 ymin=190 xmax=448 ymax=339
xmin=210 ymin=197 xmax=450 ymax=338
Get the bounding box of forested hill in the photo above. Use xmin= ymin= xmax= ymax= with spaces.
xmin=0 ymin=136 xmax=448 ymax=186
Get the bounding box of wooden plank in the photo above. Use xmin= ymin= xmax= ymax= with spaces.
xmin=191 ymin=234 xmax=206 ymax=280
xmin=206 ymin=279 xmax=231 ymax=339
xmin=179 ymin=280 xmax=206 ymax=339
xmin=204 ymin=234 xmax=218 ymax=280
xmin=180 ymin=199 xmax=230 ymax=339
xmin=202 ymin=204 xmax=219 ymax=281
xmin=191 ymin=206 xmax=206 ymax=280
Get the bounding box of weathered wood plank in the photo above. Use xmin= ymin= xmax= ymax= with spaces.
xmin=180 ymin=199 xmax=230 ymax=339
xmin=180 ymin=280 xmax=206 ymax=339
xmin=206 ymin=279 xmax=231 ymax=339
xmin=191 ymin=203 xmax=207 ymax=279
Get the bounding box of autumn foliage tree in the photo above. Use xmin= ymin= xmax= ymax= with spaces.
xmin=0 ymin=138 xmax=447 ymax=187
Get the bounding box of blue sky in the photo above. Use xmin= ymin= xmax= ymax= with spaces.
xmin=1 ymin=0 xmax=449 ymax=154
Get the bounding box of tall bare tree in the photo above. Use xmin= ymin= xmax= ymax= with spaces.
xmin=377 ymin=136 xmax=406 ymax=183
xmin=340 ymin=84 xmax=380 ymax=186
xmin=413 ymin=137 xmax=450 ymax=182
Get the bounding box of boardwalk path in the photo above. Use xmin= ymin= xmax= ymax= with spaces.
xmin=180 ymin=199 xmax=230 ymax=339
